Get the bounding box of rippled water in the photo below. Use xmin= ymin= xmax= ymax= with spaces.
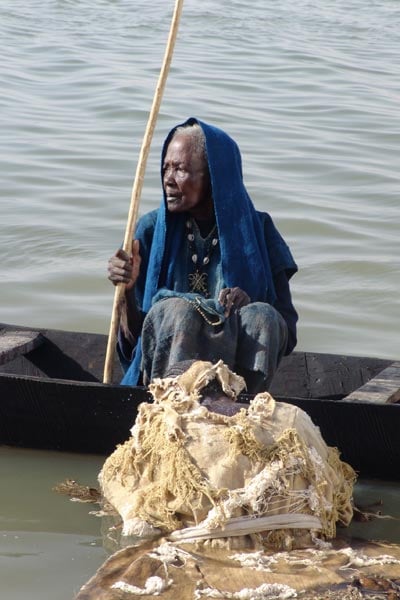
xmin=1 ymin=1 xmax=399 ymax=598
xmin=2 ymin=0 xmax=399 ymax=358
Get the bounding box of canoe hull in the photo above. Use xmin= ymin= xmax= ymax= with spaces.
xmin=0 ymin=322 xmax=399 ymax=479
xmin=0 ymin=373 xmax=148 ymax=455
xmin=1 ymin=372 xmax=399 ymax=480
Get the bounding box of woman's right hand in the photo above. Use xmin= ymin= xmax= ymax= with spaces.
xmin=107 ymin=240 xmax=141 ymax=290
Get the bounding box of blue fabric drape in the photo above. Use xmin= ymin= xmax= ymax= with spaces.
xmin=121 ymin=118 xmax=296 ymax=385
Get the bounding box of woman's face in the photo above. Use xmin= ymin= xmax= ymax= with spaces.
xmin=162 ymin=133 xmax=213 ymax=220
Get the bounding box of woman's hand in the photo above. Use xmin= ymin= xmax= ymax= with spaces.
xmin=218 ymin=287 xmax=250 ymax=317
xmin=107 ymin=240 xmax=141 ymax=290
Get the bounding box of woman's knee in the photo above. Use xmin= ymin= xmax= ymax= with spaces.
xmin=144 ymin=297 xmax=203 ymax=335
xmin=239 ymin=302 xmax=288 ymax=352
xmin=239 ymin=302 xmax=281 ymax=329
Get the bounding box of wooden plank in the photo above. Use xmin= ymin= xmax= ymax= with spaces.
xmin=270 ymin=352 xmax=392 ymax=400
xmin=0 ymin=330 xmax=43 ymax=365
xmin=0 ymin=324 xmax=123 ymax=384
xmin=342 ymin=361 xmax=400 ymax=404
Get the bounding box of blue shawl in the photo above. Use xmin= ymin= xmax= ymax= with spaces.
xmin=121 ymin=118 xmax=295 ymax=385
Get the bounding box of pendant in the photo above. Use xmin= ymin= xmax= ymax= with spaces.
xmin=188 ymin=270 xmax=209 ymax=296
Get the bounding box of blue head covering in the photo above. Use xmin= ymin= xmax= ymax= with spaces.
xmin=121 ymin=118 xmax=293 ymax=385
xmin=142 ymin=117 xmax=276 ymax=312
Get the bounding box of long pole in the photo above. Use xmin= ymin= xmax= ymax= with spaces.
xmin=103 ymin=0 xmax=184 ymax=384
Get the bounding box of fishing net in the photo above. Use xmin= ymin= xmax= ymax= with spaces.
xmin=99 ymin=360 xmax=355 ymax=550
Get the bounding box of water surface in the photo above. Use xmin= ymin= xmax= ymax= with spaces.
xmin=1 ymin=1 xmax=399 ymax=598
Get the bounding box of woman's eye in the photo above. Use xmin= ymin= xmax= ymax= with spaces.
xmin=162 ymin=165 xmax=189 ymax=177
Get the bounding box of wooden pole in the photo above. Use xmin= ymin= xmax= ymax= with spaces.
xmin=103 ymin=0 xmax=184 ymax=384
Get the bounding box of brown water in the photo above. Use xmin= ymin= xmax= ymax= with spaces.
xmin=1 ymin=0 xmax=399 ymax=598
xmin=0 ymin=448 xmax=105 ymax=599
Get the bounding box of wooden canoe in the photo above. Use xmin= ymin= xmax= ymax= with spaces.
xmin=0 ymin=322 xmax=399 ymax=480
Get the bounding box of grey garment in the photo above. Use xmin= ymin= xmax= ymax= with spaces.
xmin=140 ymin=297 xmax=288 ymax=393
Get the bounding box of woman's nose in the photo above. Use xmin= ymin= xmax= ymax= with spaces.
xmin=164 ymin=167 xmax=176 ymax=184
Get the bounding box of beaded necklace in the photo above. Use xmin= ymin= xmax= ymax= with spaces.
xmin=186 ymin=219 xmax=218 ymax=297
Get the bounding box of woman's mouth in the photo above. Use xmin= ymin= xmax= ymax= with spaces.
xmin=166 ymin=195 xmax=181 ymax=204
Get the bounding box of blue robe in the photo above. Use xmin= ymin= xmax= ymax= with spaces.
xmin=120 ymin=118 xmax=298 ymax=387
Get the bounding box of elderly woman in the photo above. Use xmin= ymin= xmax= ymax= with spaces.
xmin=108 ymin=118 xmax=298 ymax=392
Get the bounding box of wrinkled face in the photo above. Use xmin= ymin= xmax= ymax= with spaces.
xmin=162 ymin=134 xmax=213 ymax=219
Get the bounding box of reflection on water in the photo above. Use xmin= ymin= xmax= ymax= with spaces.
xmin=348 ymin=480 xmax=400 ymax=545
xmin=1 ymin=0 xmax=399 ymax=598
xmin=0 ymin=447 xmax=105 ymax=600
xmin=1 ymin=447 xmax=399 ymax=600
xmin=0 ymin=532 xmax=105 ymax=600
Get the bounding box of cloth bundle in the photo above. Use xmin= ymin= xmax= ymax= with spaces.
xmin=100 ymin=361 xmax=355 ymax=550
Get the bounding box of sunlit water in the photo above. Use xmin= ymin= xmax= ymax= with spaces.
xmin=0 ymin=448 xmax=105 ymax=600
xmin=1 ymin=0 xmax=399 ymax=598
